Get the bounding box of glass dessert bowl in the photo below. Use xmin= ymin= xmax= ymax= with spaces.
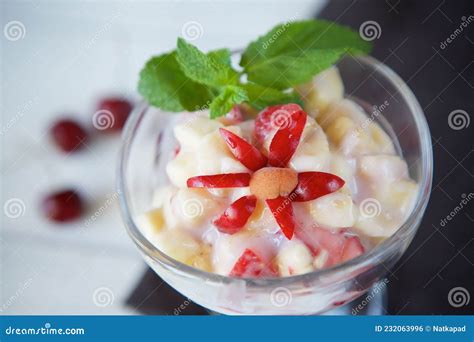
xmin=118 ymin=55 xmax=433 ymax=315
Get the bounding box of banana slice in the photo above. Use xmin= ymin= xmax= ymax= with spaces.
xmin=196 ymin=127 xmax=248 ymax=175
xmin=309 ymin=192 xmax=356 ymax=228
xmin=135 ymin=208 xmax=165 ymax=240
xmin=358 ymin=155 xmax=409 ymax=188
xmin=174 ymin=116 xmax=222 ymax=149
xmin=376 ymin=179 xmax=419 ymax=219
xmin=320 ymin=99 xmax=395 ymax=156
xmin=170 ymin=188 xmax=222 ymax=227
xmin=296 ymin=66 xmax=344 ymax=118
xmin=166 ymin=152 xmax=199 ymax=188
xmin=318 ymin=99 xmax=367 ymax=130
xmin=368 ymin=122 xmax=396 ymax=155
xmin=187 ymin=244 xmax=213 ymax=272
xmin=148 ymin=229 xmax=201 ymax=264
xmin=289 ymin=121 xmax=331 ymax=172
xmin=276 ymin=239 xmax=314 ymax=276
xmin=353 ymin=213 xmax=400 ymax=238
xmin=330 ymin=153 xmax=355 ymax=186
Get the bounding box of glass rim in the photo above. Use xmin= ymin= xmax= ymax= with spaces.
xmin=117 ymin=54 xmax=433 ymax=286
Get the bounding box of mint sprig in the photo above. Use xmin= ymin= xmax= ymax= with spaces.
xmin=138 ymin=20 xmax=372 ymax=118
xmin=176 ymin=38 xmax=239 ymax=87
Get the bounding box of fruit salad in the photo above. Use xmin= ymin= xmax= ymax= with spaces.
xmin=135 ymin=67 xmax=419 ymax=278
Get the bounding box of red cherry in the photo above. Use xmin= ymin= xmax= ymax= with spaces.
xmin=41 ymin=189 xmax=84 ymax=222
xmin=50 ymin=119 xmax=88 ymax=153
xmin=95 ymin=97 xmax=132 ymax=133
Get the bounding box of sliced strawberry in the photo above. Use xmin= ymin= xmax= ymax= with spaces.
xmin=296 ymin=226 xmax=346 ymax=267
xmin=268 ymin=108 xmax=307 ymax=167
xmin=219 ymin=129 xmax=267 ymax=171
xmin=229 ymin=249 xmax=266 ymax=277
xmin=187 ymin=173 xmax=251 ymax=188
xmin=254 ymin=104 xmax=303 ymax=144
xmin=340 ymin=236 xmax=365 ymax=263
xmin=225 ymin=105 xmax=244 ymax=124
xmin=266 ymin=196 xmax=295 ymax=240
xmin=291 ymin=172 xmax=345 ymax=202
xmin=213 ymin=196 xmax=257 ymax=234
xmin=297 ymin=226 xmax=365 ymax=267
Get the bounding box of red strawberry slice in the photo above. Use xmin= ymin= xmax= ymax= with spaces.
xmin=297 ymin=226 xmax=365 ymax=267
xmin=213 ymin=196 xmax=257 ymax=234
xmin=296 ymin=226 xmax=346 ymax=267
xmin=187 ymin=173 xmax=251 ymax=188
xmin=229 ymin=249 xmax=268 ymax=277
xmin=266 ymin=196 xmax=296 ymax=240
xmin=224 ymin=105 xmax=244 ymax=124
xmin=219 ymin=128 xmax=267 ymax=171
xmin=268 ymin=108 xmax=307 ymax=167
xmin=254 ymin=103 xmax=303 ymax=144
xmin=340 ymin=236 xmax=365 ymax=263
xmin=291 ymin=172 xmax=345 ymax=202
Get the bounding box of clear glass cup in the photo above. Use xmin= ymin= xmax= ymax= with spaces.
xmin=117 ymin=55 xmax=433 ymax=315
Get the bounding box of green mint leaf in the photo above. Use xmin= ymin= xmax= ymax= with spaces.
xmin=207 ymin=48 xmax=232 ymax=66
xmin=209 ymin=85 xmax=248 ymax=119
xmin=240 ymin=19 xmax=371 ymax=89
xmin=176 ymin=38 xmax=238 ymax=87
xmin=138 ymin=52 xmax=215 ymax=112
xmin=245 ymin=48 xmax=346 ymax=90
xmin=243 ymin=83 xmax=302 ymax=110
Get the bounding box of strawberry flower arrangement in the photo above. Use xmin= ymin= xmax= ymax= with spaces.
xmin=187 ymin=104 xmax=344 ymax=240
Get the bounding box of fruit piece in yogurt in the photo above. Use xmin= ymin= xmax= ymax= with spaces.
xmin=213 ymin=195 xmax=257 ymax=234
xmin=229 ymin=248 xmax=276 ymax=278
xmin=276 ymin=239 xmax=314 ymax=276
xmin=296 ymin=66 xmax=344 ymax=117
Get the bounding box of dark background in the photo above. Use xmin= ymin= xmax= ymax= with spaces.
xmin=128 ymin=0 xmax=474 ymax=315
